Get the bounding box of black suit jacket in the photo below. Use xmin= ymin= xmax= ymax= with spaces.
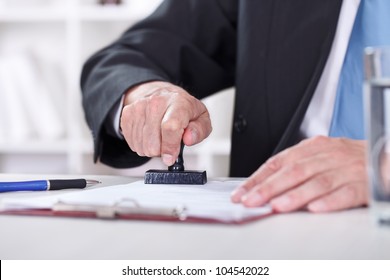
xmin=81 ymin=0 xmax=342 ymax=177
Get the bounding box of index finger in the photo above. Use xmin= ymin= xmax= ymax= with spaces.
xmin=160 ymin=105 xmax=190 ymax=166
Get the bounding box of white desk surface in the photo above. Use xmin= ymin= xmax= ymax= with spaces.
xmin=0 ymin=174 xmax=389 ymax=260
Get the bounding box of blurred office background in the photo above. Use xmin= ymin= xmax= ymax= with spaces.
xmin=0 ymin=0 xmax=234 ymax=177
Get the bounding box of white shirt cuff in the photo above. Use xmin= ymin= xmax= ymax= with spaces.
xmin=104 ymin=95 xmax=125 ymax=139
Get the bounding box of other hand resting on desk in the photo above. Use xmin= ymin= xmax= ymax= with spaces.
xmin=231 ymin=136 xmax=369 ymax=213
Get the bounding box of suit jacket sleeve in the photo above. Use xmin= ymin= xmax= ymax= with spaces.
xmin=80 ymin=0 xmax=237 ymax=168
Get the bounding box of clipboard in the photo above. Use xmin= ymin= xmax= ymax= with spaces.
xmin=1 ymin=200 xmax=188 ymax=222
xmin=0 ymin=180 xmax=273 ymax=224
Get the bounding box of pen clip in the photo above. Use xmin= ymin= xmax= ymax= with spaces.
xmin=52 ymin=198 xmax=187 ymax=221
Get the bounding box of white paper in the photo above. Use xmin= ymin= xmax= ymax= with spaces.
xmin=0 ymin=180 xmax=272 ymax=223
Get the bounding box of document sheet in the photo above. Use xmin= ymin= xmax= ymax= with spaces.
xmin=0 ymin=180 xmax=272 ymax=223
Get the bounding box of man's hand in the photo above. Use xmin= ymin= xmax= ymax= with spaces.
xmin=231 ymin=136 xmax=369 ymax=212
xmin=120 ymin=81 xmax=212 ymax=166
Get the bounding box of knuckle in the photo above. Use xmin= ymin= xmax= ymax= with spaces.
xmin=134 ymin=102 xmax=145 ymax=115
xmin=315 ymin=175 xmax=333 ymax=191
xmin=338 ymin=137 xmax=351 ymax=146
xmin=142 ymin=143 xmax=152 ymax=157
xmin=150 ymin=144 xmax=161 ymax=156
xmin=121 ymin=105 xmax=130 ymax=120
xmin=132 ymin=144 xmax=142 ymax=155
xmin=160 ymin=88 xmax=180 ymax=100
xmin=143 ymin=133 xmax=161 ymax=157
xmin=127 ymin=141 xmax=136 ymax=153
xmin=124 ymin=136 xmax=135 ymax=152
xmin=137 ymin=152 xmax=146 ymax=157
xmin=120 ymin=107 xmax=132 ymax=128
xmin=240 ymin=182 xmax=253 ymax=192
xmin=286 ymin=163 xmax=306 ymax=180
xmin=257 ymin=186 xmax=272 ymax=201
xmin=264 ymin=156 xmax=282 ymax=172
xmin=240 ymin=173 xmax=260 ymax=192
xmin=161 ymin=118 xmax=183 ymax=133
xmin=334 ymin=138 xmax=351 ymax=152
xmin=120 ymin=119 xmax=129 ymax=135
xmin=145 ymin=145 xmax=160 ymax=157
xmin=133 ymin=145 xmax=145 ymax=156
xmin=308 ymin=135 xmax=329 ymax=146
xmin=148 ymin=94 xmax=165 ymax=111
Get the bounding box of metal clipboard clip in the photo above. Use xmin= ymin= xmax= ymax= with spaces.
xmin=52 ymin=198 xmax=187 ymax=221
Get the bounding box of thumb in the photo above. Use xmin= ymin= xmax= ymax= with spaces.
xmin=183 ymin=112 xmax=212 ymax=146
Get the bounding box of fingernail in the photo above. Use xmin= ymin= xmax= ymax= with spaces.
xmin=231 ymin=188 xmax=247 ymax=203
xmin=242 ymin=192 xmax=264 ymax=207
xmin=162 ymin=154 xmax=173 ymax=166
xmin=271 ymin=196 xmax=292 ymax=212
xmin=308 ymin=201 xmax=327 ymax=212
xmin=191 ymin=129 xmax=198 ymax=144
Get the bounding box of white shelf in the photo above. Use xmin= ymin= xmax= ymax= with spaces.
xmin=79 ymin=5 xmax=144 ymax=22
xmin=0 ymin=5 xmax=157 ymax=23
xmin=0 ymin=8 xmax=67 ymax=22
xmin=0 ymin=140 xmax=68 ymax=154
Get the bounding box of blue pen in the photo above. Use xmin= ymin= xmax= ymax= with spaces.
xmin=0 ymin=179 xmax=100 ymax=193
